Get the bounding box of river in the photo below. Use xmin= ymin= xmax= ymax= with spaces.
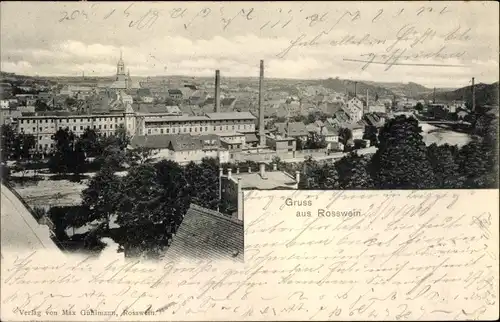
xmin=420 ymin=123 xmax=472 ymax=147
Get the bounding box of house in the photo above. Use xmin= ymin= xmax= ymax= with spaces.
xmin=189 ymin=90 xmax=209 ymax=105
xmin=221 ymin=97 xmax=237 ymax=111
xmin=320 ymin=101 xmax=343 ymax=115
xmin=129 ymin=133 xmax=229 ymax=164
xmin=165 ymin=203 xmax=243 ymax=262
xmin=457 ymin=110 xmax=469 ymax=120
xmin=0 ymin=100 xmax=9 ymax=109
xmin=266 ymin=133 xmax=296 ymax=152
xmin=367 ymin=101 xmax=386 ymax=114
xmin=273 ymin=121 xmax=309 ymax=141
xmin=168 ymin=89 xmax=183 ymax=100
xmin=344 ymin=97 xmax=364 ymax=122
xmin=364 ymin=113 xmax=386 ymax=128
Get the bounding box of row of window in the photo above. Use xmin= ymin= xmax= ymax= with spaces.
xmin=20 ymin=117 xmax=125 ymax=124
xmin=25 ymin=123 xmax=123 ymax=133
xmin=146 ymin=124 xmax=252 ymax=135
xmin=146 ymin=124 xmax=253 ymax=132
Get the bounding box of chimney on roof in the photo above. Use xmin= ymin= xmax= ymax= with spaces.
xmin=237 ymin=177 xmax=243 ymax=221
xmin=214 ymin=70 xmax=221 ymax=113
xmin=258 ymin=60 xmax=266 ymax=147
xmin=259 ymin=162 xmax=267 ymax=180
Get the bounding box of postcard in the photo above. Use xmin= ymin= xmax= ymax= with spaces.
xmin=1 ymin=1 xmax=498 ymax=321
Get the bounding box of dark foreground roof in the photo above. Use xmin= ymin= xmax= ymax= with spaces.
xmin=166 ymin=204 xmax=243 ymax=262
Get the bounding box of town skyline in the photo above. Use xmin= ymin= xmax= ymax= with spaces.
xmin=1 ymin=1 xmax=498 ymax=88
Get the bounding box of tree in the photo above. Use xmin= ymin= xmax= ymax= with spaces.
xmin=338 ymin=127 xmax=353 ymax=151
xmin=295 ymin=137 xmax=304 ymax=150
xmin=96 ymin=145 xmax=126 ymax=171
xmin=426 ymin=143 xmax=462 ymax=188
xmin=184 ymin=158 xmax=220 ymax=210
xmin=69 ymin=140 xmax=87 ymax=176
xmin=457 ymin=139 xmax=491 ymax=188
xmin=35 ymin=100 xmax=50 ymax=112
xmin=415 ymin=102 xmax=424 ymax=111
xmin=116 ymin=161 xmax=192 ymax=258
xmin=113 ymin=124 xmax=130 ymax=150
xmin=298 ymin=157 xmax=340 ymax=189
xmin=79 ymin=128 xmax=101 ymax=157
xmin=65 ymin=97 xmax=77 ymax=108
xmin=304 ymin=133 xmax=327 ymax=149
xmin=14 ymin=133 xmax=36 ymax=159
xmin=362 ymin=125 xmax=378 ymax=147
xmin=371 ymin=115 xmax=436 ymax=189
xmin=81 ymin=166 xmax=122 ymax=230
xmin=48 ymin=128 xmax=77 ymax=174
xmin=335 ymin=152 xmax=374 ymax=189
xmin=127 ymin=147 xmax=154 ymax=166
xmin=1 ymin=124 xmax=16 ymax=161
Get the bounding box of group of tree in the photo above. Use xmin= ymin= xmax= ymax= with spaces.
xmin=47 ymin=125 xmax=143 ymax=176
xmin=299 ymin=112 xmax=498 ymax=190
xmin=77 ymin=157 xmax=221 ymax=258
xmin=1 ymin=124 xmax=37 ymax=162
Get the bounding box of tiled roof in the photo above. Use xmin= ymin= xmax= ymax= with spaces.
xmin=245 ymin=133 xmax=259 ymax=142
xmin=287 ymin=122 xmax=309 ymax=136
xmin=131 ymin=134 xmax=220 ymax=151
xmin=166 ymin=204 xmax=243 ymax=262
xmin=205 ymin=112 xmax=256 ymax=120
xmin=221 ymin=97 xmax=236 ymax=107
xmin=168 ymin=89 xmax=183 ymax=95
xmin=130 ymin=135 xmax=170 ymax=149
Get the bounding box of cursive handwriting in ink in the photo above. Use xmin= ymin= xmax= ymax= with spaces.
xmin=129 ymin=9 xmax=159 ymax=30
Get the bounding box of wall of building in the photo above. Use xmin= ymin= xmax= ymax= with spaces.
xmin=143 ymin=119 xmax=255 ymax=136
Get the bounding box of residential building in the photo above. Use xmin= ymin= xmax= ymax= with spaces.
xmin=344 ymin=97 xmax=364 ymax=122
xmin=273 ymin=121 xmax=309 ymax=141
xmin=168 ymin=89 xmax=183 ymax=100
xmin=367 ymin=101 xmax=387 ymax=114
xmin=1 ymin=100 xmax=9 ymax=109
xmin=266 ymin=134 xmax=296 ymax=152
xmin=129 ymin=133 xmax=229 ymax=164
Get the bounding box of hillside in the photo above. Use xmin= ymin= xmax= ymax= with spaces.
xmin=319 ymin=78 xmax=395 ymax=98
xmin=426 ymin=82 xmax=499 ymax=106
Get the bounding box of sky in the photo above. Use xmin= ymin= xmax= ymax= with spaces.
xmin=1 ymin=1 xmax=499 ymax=88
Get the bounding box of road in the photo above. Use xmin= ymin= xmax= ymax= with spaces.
xmin=282 ymin=146 xmax=377 ymax=163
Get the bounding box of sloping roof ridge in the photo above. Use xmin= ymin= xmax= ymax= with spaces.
xmin=189 ymin=203 xmax=243 ymax=226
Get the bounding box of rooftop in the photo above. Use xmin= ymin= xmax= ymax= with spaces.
xmin=165 ymin=204 xmax=243 ymax=262
xmin=237 ymin=171 xmax=297 ymax=190
xmin=1 ymin=183 xmax=59 ymax=253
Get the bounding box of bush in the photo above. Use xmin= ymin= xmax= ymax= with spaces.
xmin=353 ymin=139 xmax=368 ymax=149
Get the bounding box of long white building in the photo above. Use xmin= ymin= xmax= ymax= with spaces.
xmin=16 ymin=106 xmax=256 ymax=151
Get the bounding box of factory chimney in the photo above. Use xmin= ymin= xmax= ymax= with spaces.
xmin=365 ymin=89 xmax=369 ymax=115
xmin=354 ymin=81 xmax=358 ymax=98
xmin=258 ymin=60 xmax=265 ymax=147
xmin=214 ymin=70 xmax=221 ymax=113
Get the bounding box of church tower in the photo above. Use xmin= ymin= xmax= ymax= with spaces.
xmin=116 ymin=50 xmax=126 ymax=80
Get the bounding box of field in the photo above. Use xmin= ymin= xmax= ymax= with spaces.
xmin=10 ymin=176 xmax=88 ymax=209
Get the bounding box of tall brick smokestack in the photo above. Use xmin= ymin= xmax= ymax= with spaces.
xmin=258 ymin=60 xmax=265 ymax=146
xmin=354 ymin=81 xmax=357 ymax=98
xmin=214 ymin=70 xmax=221 ymax=113
xmin=366 ymin=89 xmax=369 ymax=115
